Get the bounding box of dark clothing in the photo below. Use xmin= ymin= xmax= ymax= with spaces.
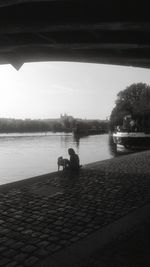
xmin=68 ymin=153 xmax=80 ymax=171
xmin=70 ymin=154 xmax=79 ymax=168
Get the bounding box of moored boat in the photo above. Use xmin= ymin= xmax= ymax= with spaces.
xmin=113 ymin=131 xmax=150 ymax=148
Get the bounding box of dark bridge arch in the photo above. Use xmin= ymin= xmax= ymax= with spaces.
xmin=0 ymin=0 xmax=150 ymax=69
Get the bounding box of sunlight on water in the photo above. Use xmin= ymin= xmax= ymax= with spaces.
xmin=0 ymin=132 xmax=113 ymax=185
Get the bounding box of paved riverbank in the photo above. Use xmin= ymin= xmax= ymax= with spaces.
xmin=75 ymin=211 xmax=150 ymax=267
xmin=0 ymin=150 xmax=150 ymax=266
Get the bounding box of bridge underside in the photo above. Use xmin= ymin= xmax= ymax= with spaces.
xmin=1 ymin=0 xmax=150 ymax=69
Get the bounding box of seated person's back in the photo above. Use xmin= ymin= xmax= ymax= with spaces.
xmin=68 ymin=148 xmax=80 ymax=171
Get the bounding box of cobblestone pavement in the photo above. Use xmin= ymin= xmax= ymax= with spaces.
xmin=74 ymin=214 xmax=150 ymax=267
xmin=0 ymin=150 xmax=150 ymax=266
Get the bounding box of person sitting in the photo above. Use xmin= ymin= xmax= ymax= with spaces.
xmin=67 ymin=148 xmax=81 ymax=172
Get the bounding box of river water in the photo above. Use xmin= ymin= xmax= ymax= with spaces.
xmin=0 ymin=132 xmax=117 ymax=185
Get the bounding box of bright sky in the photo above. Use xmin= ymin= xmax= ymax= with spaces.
xmin=1 ymin=61 xmax=150 ymax=120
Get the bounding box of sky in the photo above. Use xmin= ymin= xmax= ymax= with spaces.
xmin=1 ymin=61 xmax=150 ymax=120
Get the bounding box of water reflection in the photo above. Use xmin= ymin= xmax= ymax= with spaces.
xmin=60 ymin=134 xmax=72 ymax=148
xmin=73 ymin=134 xmax=80 ymax=149
xmin=108 ymin=134 xmax=117 ymax=157
xmin=1 ymin=132 xmax=145 ymax=185
xmin=73 ymin=133 xmax=91 ymax=149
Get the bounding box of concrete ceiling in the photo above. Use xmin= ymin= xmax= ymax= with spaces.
xmin=0 ymin=0 xmax=150 ymax=70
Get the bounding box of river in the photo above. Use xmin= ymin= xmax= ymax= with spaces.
xmin=0 ymin=132 xmax=118 ymax=185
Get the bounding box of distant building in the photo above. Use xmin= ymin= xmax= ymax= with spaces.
xmin=60 ymin=113 xmax=74 ymax=128
xmin=60 ymin=113 xmax=74 ymax=121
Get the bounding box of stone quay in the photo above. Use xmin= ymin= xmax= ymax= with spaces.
xmin=0 ymin=150 xmax=150 ymax=266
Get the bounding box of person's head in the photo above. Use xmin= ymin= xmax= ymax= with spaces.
xmin=68 ymin=148 xmax=75 ymax=156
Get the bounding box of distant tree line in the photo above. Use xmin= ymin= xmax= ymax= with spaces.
xmin=73 ymin=119 xmax=109 ymax=133
xmin=0 ymin=118 xmax=109 ymax=133
xmin=0 ymin=118 xmax=62 ymax=133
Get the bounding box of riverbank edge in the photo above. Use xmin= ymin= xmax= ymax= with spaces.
xmin=0 ymin=149 xmax=149 ymax=192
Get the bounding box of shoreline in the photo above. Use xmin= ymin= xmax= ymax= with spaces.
xmin=1 ymin=149 xmax=150 ymax=192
